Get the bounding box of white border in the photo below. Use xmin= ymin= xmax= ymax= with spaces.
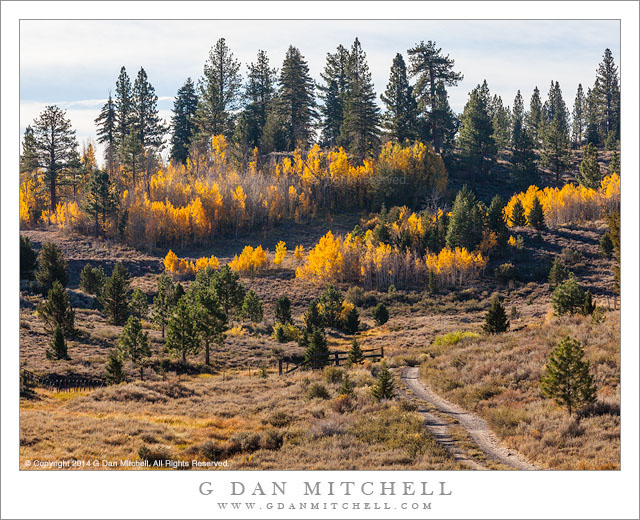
xmin=2 ymin=2 xmax=638 ymax=519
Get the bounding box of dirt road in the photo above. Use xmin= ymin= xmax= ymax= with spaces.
xmin=401 ymin=367 xmax=539 ymax=470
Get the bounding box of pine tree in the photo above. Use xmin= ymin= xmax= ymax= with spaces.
xmin=527 ymin=195 xmax=545 ymax=230
xmin=152 ymin=273 xmax=175 ymax=338
xmin=342 ymin=305 xmax=360 ymax=334
xmin=20 ymin=235 xmax=38 ymax=280
xmin=36 ymin=242 xmax=69 ymax=290
xmin=548 ymin=258 xmax=569 ymax=287
xmin=605 ymin=210 xmax=620 ymax=294
xmin=119 ymin=315 xmax=150 ymax=380
xmin=31 ymin=106 xmax=78 ymax=212
xmin=118 ymin=130 xmax=145 ymax=186
xmin=608 ymin=150 xmax=620 ymax=175
xmin=540 ymin=336 xmax=596 ymax=416
xmin=511 ymin=199 xmax=526 ymax=226
xmin=303 ymin=300 xmax=324 ymax=333
xmin=100 ymin=263 xmax=131 ymax=325
xmin=47 ymin=325 xmax=69 ymax=360
xmin=380 ymin=53 xmax=419 ymax=143
xmin=166 ymin=296 xmax=200 ymax=364
xmin=482 ymin=295 xmax=510 ymax=334
xmin=304 ymin=327 xmax=330 ymax=369
xmin=431 ymin=82 xmax=459 ymax=157
xmin=577 ymin=142 xmax=603 ymax=189
xmin=95 ymin=92 xmax=117 ymax=175
xmin=114 ymin=66 xmax=134 ymax=147
xmin=584 ymin=86 xmax=600 ymax=146
xmin=428 ymin=269 xmax=438 ymax=294
xmin=318 ymin=45 xmax=350 ymax=147
xmin=242 ymin=290 xmax=264 ymax=323
xmin=82 ymin=168 xmax=117 ymax=237
xmin=195 ymin=38 xmax=242 ymax=140
xmin=133 ymin=67 xmax=166 ymax=151
xmin=489 ymin=94 xmax=511 ymax=150
xmin=340 ymin=38 xmax=381 ymax=159
xmin=571 ymin=83 xmax=586 ymax=148
xmin=511 ymin=90 xmax=538 ymax=188
xmin=105 ymin=349 xmax=125 ymax=385
xmin=526 ymin=86 xmax=543 ymax=146
xmin=20 ymin=126 xmax=40 ymax=174
xmin=372 ymin=302 xmax=389 ymax=326
xmin=244 ymin=50 xmax=277 ymax=150
xmin=487 ymin=194 xmax=508 ymax=246
xmin=278 ymin=45 xmax=317 ymax=150
xmin=170 ymin=78 xmax=198 ymax=164
xmin=599 ymin=232 xmax=614 ymax=258
xmin=80 ymin=264 xmax=106 ymax=296
xmin=552 ymin=276 xmax=590 ymax=316
xmin=593 ymin=48 xmax=620 ymax=142
xmin=540 ymin=81 xmax=570 ymax=181
xmin=190 ymin=279 xmax=227 ymax=366
xmin=445 ymin=185 xmax=482 ymax=249
xmin=371 ymin=362 xmax=394 ymax=401
xmin=274 ymin=295 xmax=292 ymax=324
xmin=408 ymin=40 xmax=463 ymax=153
xmin=347 ymin=339 xmax=364 ymax=365
xmin=457 ymin=81 xmax=497 ymax=179
xmin=211 ymin=265 xmax=245 ymax=317
xmin=37 ymin=280 xmax=75 ymax=335
xmin=128 ymin=288 xmax=149 ymax=319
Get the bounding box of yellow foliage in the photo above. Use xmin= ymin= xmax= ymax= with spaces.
xmin=164 ymin=250 xmax=179 ymax=273
xmin=273 ymin=241 xmax=287 ymax=266
xmin=295 ymin=231 xmax=345 ymax=283
xmin=425 ymin=247 xmax=487 ymax=287
xmin=293 ymin=245 xmax=305 ymax=263
xmin=229 ymin=245 xmax=268 ymax=274
xmin=508 ymin=235 xmax=516 ymax=247
xmin=164 ymin=250 xmax=219 ymax=276
xmin=504 ymin=175 xmax=620 ymax=228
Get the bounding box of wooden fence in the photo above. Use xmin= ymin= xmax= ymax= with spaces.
xmin=279 ymin=346 xmax=384 ymax=375
xmin=20 ymin=369 xmax=105 ymax=393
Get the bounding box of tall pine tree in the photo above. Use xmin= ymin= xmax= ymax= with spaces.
xmin=540 ymin=81 xmax=571 ymax=181
xmin=196 ymin=38 xmax=242 ymax=140
xmin=341 ymin=38 xmax=381 ymax=159
xmin=133 ymin=67 xmax=166 ymax=151
xmin=318 ymin=45 xmax=350 ymax=147
xmin=170 ymin=77 xmax=198 ymax=164
xmin=511 ymin=90 xmax=538 ymax=188
xmin=243 ymin=50 xmax=277 ymax=150
xmin=457 ymin=81 xmax=497 ymax=180
xmin=82 ymin=168 xmax=117 ymax=237
xmin=593 ymin=48 xmax=620 ymax=142
xmin=277 ymin=46 xmax=317 ymax=151
xmin=526 ymin=86 xmax=543 ymax=147
xmin=380 ymin=53 xmax=418 ymax=143
xmin=94 ymin=92 xmax=117 ymax=175
xmin=114 ymin=67 xmax=134 ymax=147
xmin=571 ymin=83 xmax=586 ymax=148
xmin=408 ymin=40 xmax=463 ymax=153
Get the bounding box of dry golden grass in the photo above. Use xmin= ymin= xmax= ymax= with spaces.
xmin=20 ymin=368 xmax=462 ymax=470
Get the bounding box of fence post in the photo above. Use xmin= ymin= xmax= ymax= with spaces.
xmin=334 ymin=352 xmax=339 ymax=366
xmin=380 ymin=346 xmax=384 ymax=359
xmin=278 ymin=359 xmax=283 ymax=376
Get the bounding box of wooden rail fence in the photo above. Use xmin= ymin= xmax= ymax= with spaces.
xmin=20 ymin=369 xmax=105 ymax=393
xmin=279 ymin=346 xmax=384 ymax=375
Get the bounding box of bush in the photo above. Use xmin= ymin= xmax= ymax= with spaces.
xmin=228 ymin=432 xmax=261 ymax=454
xmin=433 ymin=331 xmax=480 ymax=346
xmin=307 ymin=383 xmax=330 ymax=400
xmin=80 ymin=264 xmax=106 ymax=295
xmin=138 ymin=444 xmax=170 ymax=463
xmin=242 ymin=290 xmax=264 ymax=323
xmin=272 ymin=322 xmax=300 ymax=343
xmin=268 ymin=411 xmax=291 ymax=427
xmin=340 ymin=303 xmax=360 ymax=334
xmin=331 ymin=394 xmax=355 ymax=414
xmin=199 ymin=440 xmax=226 ymax=461
xmin=37 ymin=280 xmax=75 ymax=335
xmin=371 ymin=362 xmax=394 ymax=401
xmin=323 ymin=366 xmax=343 ymax=384
xmin=46 ymin=325 xmax=69 ymax=360
xmin=261 ymin=429 xmax=283 ymax=450
xmin=345 ymin=286 xmax=366 ymax=306
xmin=494 ymin=263 xmax=518 ymax=283
xmin=372 ymin=303 xmax=389 ymax=326
xmin=560 ymin=247 xmax=582 ymax=265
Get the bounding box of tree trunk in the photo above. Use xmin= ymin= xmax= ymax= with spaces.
xmin=429 ymin=67 xmax=440 ymax=154
xmin=205 ymin=340 xmax=210 ymax=366
xmin=139 ymin=366 xmax=144 ymax=381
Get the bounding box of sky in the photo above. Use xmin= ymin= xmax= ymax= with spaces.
xmin=20 ymin=20 xmax=620 ymax=162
